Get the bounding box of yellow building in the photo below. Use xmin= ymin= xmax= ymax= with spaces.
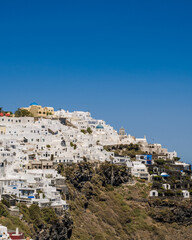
xmin=21 ymin=102 xmax=54 ymax=118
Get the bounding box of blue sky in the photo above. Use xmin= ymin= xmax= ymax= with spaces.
xmin=0 ymin=1 xmax=192 ymax=162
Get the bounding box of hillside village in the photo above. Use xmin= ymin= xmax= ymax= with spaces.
xmin=0 ymin=103 xmax=191 ymax=240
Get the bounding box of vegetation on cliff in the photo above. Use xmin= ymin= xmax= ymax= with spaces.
xmin=14 ymin=108 xmax=33 ymax=117
xmin=62 ymin=162 xmax=192 ymax=240
xmin=0 ymin=202 xmax=73 ymax=240
xmin=104 ymin=144 xmax=145 ymax=158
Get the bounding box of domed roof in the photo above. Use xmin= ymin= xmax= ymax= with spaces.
xmin=30 ymin=102 xmax=39 ymax=106
xmin=96 ymin=124 xmax=104 ymax=129
xmin=161 ymin=172 xmax=169 ymax=177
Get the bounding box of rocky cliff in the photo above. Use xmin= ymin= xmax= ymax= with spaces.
xmin=0 ymin=202 xmax=73 ymax=240
xmin=35 ymin=212 xmax=73 ymax=240
xmin=63 ymin=162 xmax=192 ymax=240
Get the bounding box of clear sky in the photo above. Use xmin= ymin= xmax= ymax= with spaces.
xmin=0 ymin=1 xmax=192 ymax=162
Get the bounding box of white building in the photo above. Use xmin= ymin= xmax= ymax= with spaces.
xmin=131 ymin=161 xmax=149 ymax=180
xmin=0 ymin=107 xmax=184 ymax=207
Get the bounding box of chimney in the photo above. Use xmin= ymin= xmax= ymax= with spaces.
xmin=16 ymin=227 xmax=19 ymax=235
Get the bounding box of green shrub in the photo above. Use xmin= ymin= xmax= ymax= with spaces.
xmin=0 ymin=203 xmax=9 ymax=217
xmin=28 ymin=204 xmax=45 ymax=226
xmin=1 ymin=198 xmax=10 ymax=208
xmin=81 ymin=129 xmax=87 ymax=134
xmin=87 ymin=127 xmax=92 ymax=134
xmin=41 ymin=208 xmax=57 ymax=224
xmin=155 ymin=159 xmax=165 ymax=165
xmin=14 ymin=109 xmax=33 ymax=117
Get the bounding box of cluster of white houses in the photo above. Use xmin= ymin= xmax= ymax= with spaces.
xmin=0 ymin=103 xmax=189 ymax=209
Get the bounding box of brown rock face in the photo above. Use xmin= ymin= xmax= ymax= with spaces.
xmin=149 ymin=199 xmax=192 ymax=225
xmin=34 ymin=212 xmax=73 ymax=240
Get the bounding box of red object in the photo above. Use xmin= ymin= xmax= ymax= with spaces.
xmin=0 ymin=113 xmax=3 ymax=116
xmin=5 ymin=113 xmax=10 ymax=116
xmin=9 ymin=232 xmax=25 ymax=240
